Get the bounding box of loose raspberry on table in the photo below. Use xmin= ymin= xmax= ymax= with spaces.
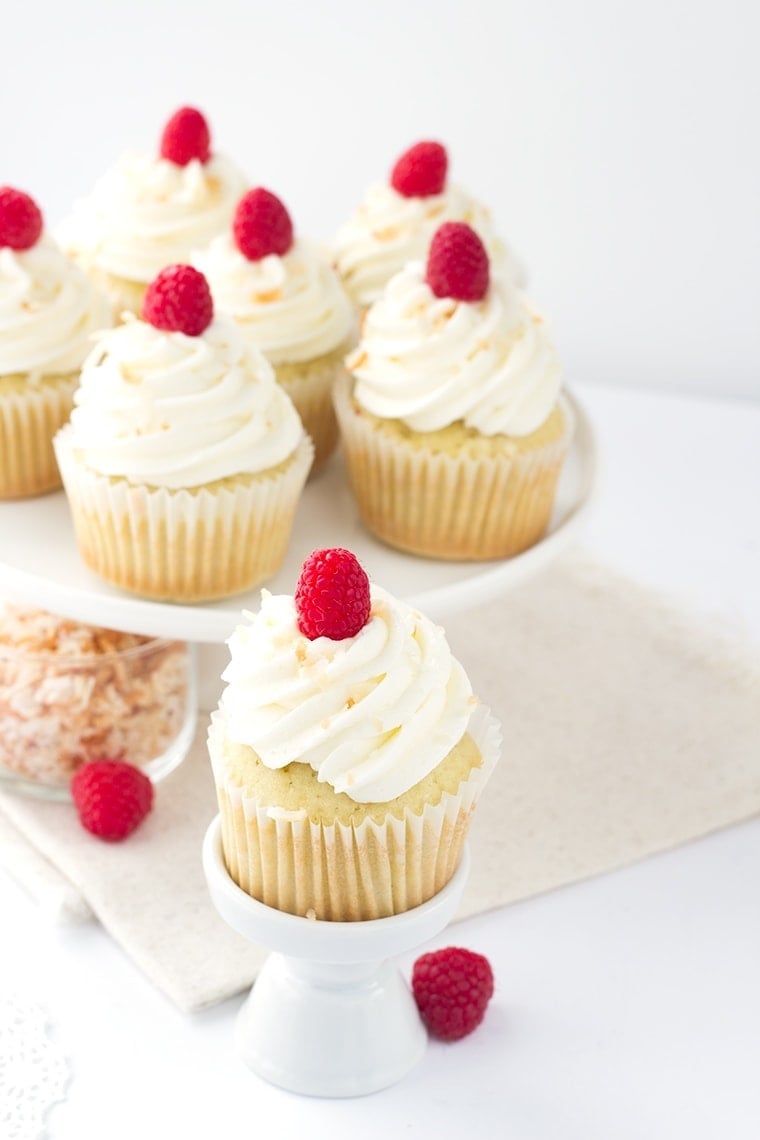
xmin=0 ymin=187 xmax=43 ymax=251
xmin=390 ymin=141 xmax=448 ymax=198
xmin=71 ymin=760 xmax=154 ymax=842
xmin=412 ymin=946 xmax=494 ymax=1041
xmin=295 ymin=548 xmax=371 ymax=641
xmin=142 ymin=264 xmax=214 ymax=336
xmin=233 ymin=188 xmax=294 ymax=261
xmin=426 ymin=221 xmax=490 ymax=303
xmin=159 ymin=106 xmax=211 ymax=166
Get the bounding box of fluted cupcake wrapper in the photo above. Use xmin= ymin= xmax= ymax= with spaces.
xmin=334 ymin=375 xmax=575 ymax=560
xmin=274 ymin=342 xmax=352 ymax=472
xmin=210 ymin=703 xmax=502 ymax=922
xmin=54 ymin=431 xmax=313 ymax=602
xmin=0 ymin=374 xmax=78 ymax=499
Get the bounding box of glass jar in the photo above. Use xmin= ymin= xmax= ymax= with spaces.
xmin=0 ymin=607 xmax=196 ymax=799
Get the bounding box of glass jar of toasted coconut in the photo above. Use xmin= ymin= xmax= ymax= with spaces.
xmin=0 ymin=603 xmax=196 ymax=798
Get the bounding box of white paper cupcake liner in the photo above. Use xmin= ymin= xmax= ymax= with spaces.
xmin=274 ymin=342 xmax=351 ymax=472
xmin=210 ymin=703 xmax=502 ymax=921
xmin=0 ymin=374 xmax=78 ymax=499
xmin=54 ymin=431 xmax=313 ymax=601
xmin=334 ymin=375 xmax=575 ymax=560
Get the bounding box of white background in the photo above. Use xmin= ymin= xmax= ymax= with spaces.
xmin=4 ymin=0 xmax=759 ymax=399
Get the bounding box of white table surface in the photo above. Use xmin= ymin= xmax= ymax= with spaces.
xmin=2 ymin=381 xmax=759 ymax=1140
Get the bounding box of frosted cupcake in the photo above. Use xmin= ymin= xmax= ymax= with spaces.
xmin=54 ymin=265 xmax=312 ymax=602
xmin=57 ymin=107 xmax=247 ymax=318
xmin=195 ymin=188 xmax=353 ymax=469
xmin=333 ymin=140 xmax=524 ymax=311
xmin=0 ymin=187 xmax=111 ymax=499
xmin=209 ymin=547 xmax=501 ymax=921
xmin=335 ymin=222 xmax=573 ymax=560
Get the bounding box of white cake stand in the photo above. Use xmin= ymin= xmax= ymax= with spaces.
xmin=0 ymin=392 xmax=597 ymax=706
xmin=203 ymin=816 xmax=471 ymax=1097
xmin=0 ymin=391 xmax=597 ymax=648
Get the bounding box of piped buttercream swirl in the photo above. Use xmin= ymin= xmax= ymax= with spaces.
xmin=57 ymin=152 xmax=247 ymax=284
xmin=64 ymin=316 xmax=304 ymax=488
xmin=0 ymin=238 xmax=111 ymax=377
xmin=220 ymin=586 xmax=474 ymax=803
xmin=333 ymin=182 xmax=524 ymax=308
xmin=348 ymin=262 xmax=561 ymax=437
xmin=195 ymin=236 xmax=353 ymax=363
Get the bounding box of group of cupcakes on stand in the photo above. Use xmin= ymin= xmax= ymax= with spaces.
xmin=2 ymin=105 xmax=572 ymax=603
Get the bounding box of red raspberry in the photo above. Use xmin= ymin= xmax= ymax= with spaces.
xmin=142 ymin=264 xmax=214 ymax=336
xmin=233 ymin=188 xmax=294 ymax=261
xmin=426 ymin=221 xmax=490 ymax=303
xmin=159 ymin=106 xmax=211 ymax=166
xmin=295 ymin=548 xmax=371 ymax=641
xmin=71 ymin=760 xmax=154 ymax=842
xmin=0 ymin=186 xmax=43 ymax=251
xmin=412 ymin=946 xmax=494 ymax=1041
xmin=390 ymin=141 xmax=448 ymax=198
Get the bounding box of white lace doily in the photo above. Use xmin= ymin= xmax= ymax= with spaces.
xmin=0 ymin=995 xmax=70 ymax=1140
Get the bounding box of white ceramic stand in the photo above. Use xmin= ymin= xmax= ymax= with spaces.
xmin=202 ymin=816 xmax=471 ymax=1098
xmin=0 ymin=393 xmax=597 ymax=647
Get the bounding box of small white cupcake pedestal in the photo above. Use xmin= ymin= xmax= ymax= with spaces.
xmin=203 ymin=816 xmax=471 ymax=1097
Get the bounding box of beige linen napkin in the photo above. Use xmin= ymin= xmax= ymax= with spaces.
xmin=0 ymin=553 xmax=758 ymax=1012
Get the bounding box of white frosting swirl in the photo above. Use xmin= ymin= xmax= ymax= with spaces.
xmin=348 ymin=262 xmax=561 ymax=437
xmin=333 ymin=182 xmax=525 ymax=308
xmin=195 ymin=236 xmax=353 ymax=363
xmin=0 ymin=238 xmax=111 ymax=377
xmin=57 ymin=152 xmax=247 ymax=284
xmin=64 ymin=315 xmax=304 ymax=488
xmin=220 ymin=586 xmax=474 ymax=803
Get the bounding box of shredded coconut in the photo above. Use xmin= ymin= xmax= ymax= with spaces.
xmin=0 ymin=604 xmax=189 ymax=786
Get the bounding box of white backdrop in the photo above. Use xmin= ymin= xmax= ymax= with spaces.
xmin=4 ymin=0 xmax=759 ymax=399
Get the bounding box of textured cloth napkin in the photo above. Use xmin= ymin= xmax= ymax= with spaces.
xmin=1 ymin=553 xmax=758 ymax=1012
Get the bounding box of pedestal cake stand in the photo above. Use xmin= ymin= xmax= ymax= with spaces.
xmin=0 ymin=391 xmax=597 ymax=647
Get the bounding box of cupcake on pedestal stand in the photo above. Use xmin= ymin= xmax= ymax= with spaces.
xmin=204 ymin=547 xmax=501 ymax=1095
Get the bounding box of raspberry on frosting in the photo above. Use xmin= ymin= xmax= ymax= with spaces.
xmin=412 ymin=946 xmax=494 ymax=1041
xmin=159 ymin=106 xmax=212 ymax=166
xmin=233 ymin=188 xmax=294 ymax=261
xmin=426 ymin=221 xmax=490 ymax=303
xmin=390 ymin=141 xmax=448 ymax=198
xmin=0 ymin=186 xmax=43 ymax=251
xmin=294 ymin=548 xmax=371 ymax=641
xmin=142 ymin=264 xmax=214 ymax=336
xmin=71 ymin=759 xmax=154 ymax=842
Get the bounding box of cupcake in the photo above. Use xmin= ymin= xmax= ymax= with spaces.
xmin=0 ymin=187 xmax=111 ymax=499
xmin=335 ymin=222 xmax=574 ymax=560
xmin=333 ymin=140 xmax=525 ymax=311
xmin=209 ymin=547 xmax=501 ymax=921
xmin=54 ymin=265 xmax=313 ymax=602
xmin=195 ymin=188 xmax=354 ymax=469
xmin=57 ymin=106 xmax=247 ymax=318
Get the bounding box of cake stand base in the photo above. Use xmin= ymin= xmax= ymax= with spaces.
xmin=202 ymin=817 xmax=470 ymax=1098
